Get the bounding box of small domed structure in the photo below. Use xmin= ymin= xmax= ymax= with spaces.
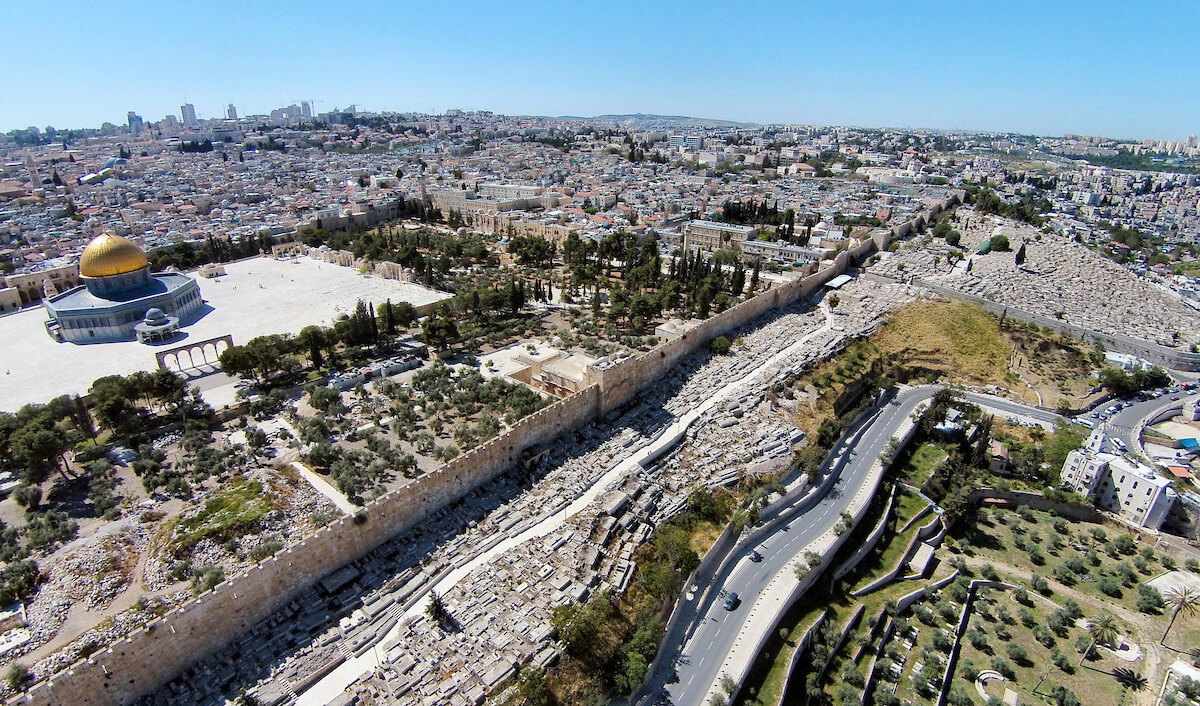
xmin=134 ymin=307 xmax=179 ymax=343
xmin=144 ymin=308 xmax=168 ymax=325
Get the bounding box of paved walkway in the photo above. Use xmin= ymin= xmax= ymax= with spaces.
xmin=290 ymin=461 xmax=358 ymax=516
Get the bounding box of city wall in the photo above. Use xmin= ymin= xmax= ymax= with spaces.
xmin=18 ymin=387 xmax=601 ymax=706
xmin=16 ymin=192 xmax=964 ymax=706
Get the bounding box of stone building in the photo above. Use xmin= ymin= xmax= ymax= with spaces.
xmin=43 ymin=233 xmax=204 ymax=343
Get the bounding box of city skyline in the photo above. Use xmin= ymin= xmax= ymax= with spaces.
xmin=4 ymin=0 xmax=1199 ymax=140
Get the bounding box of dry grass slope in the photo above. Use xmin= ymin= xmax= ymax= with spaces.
xmin=872 ymin=300 xmax=1010 ymax=387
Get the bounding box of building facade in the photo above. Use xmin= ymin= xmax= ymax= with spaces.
xmin=681 ymin=219 xmax=756 ymax=252
xmin=1060 ymin=430 xmax=1177 ymax=529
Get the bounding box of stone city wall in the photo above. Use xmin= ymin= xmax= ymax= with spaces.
xmin=17 ymin=387 xmax=601 ymax=706
xmin=18 ymin=193 xmax=965 ymax=705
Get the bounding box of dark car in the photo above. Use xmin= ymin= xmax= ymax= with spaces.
xmin=749 ymin=550 xmax=763 ymax=563
xmin=723 ymin=592 xmax=740 ymax=610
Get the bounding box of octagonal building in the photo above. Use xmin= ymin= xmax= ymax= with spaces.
xmin=44 ymin=233 xmax=204 ymax=343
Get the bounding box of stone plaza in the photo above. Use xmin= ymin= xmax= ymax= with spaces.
xmin=0 ymin=255 xmax=450 ymax=412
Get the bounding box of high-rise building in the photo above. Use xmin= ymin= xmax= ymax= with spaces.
xmin=127 ymin=111 xmax=144 ymax=135
xmin=226 ymin=103 xmax=238 ymax=120
xmin=181 ymin=103 xmax=197 ymax=126
xmin=301 ymin=101 xmax=312 ymax=119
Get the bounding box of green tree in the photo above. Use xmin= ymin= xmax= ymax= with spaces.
xmin=426 ymin=592 xmax=449 ymax=626
xmin=516 ymin=665 xmax=551 ymax=706
xmin=10 ymin=425 xmax=69 ymax=483
xmin=1162 ymin=586 xmax=1199 ymax=646
xmin=1080 ymin=613 xmax=1120 ymax=664
xmin=219 ymin=345 xmax=259 ymax=382
xmin=422 ymin=307 xmax=458 ymax=350
xmin=3 ymin=663 xmax=30 ymax=691
xmin=11 ymin=484 xmax=41 ymax=510
xmin=710 ymin=336 xmax=732 ymax=355
xmin=297 ymin=325 xmax=329 ymax=368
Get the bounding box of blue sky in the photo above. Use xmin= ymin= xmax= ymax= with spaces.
xmin=3 ymin=1 xmax=1197 ymax=140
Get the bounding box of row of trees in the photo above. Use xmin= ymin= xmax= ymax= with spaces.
xmin=1098 ymin=366 xmax=1170 ymax=395
xmin=965 ymin=183 xmax=1051 ymax=226
xmin=147 ymin=232 xmax=288 ymax=272
xmin=219 ymin=299 xmax=420 ymax=380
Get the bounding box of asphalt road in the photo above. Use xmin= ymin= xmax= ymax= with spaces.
xmin=1090 ymin=387 xmax=1197 ymax=455
xmin=661 ymin=387 xmax=933 ymax=705
xmin=656 ymin=388 xmax=1063 ymax=706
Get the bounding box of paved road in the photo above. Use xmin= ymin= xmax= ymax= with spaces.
xmin=655 ymin=388 xmax=1063 ymax=706
xmin=659 ymin=387 xmax=931 ymax=705
xmin=1090 ymin=387 xmax=1197 ymax=456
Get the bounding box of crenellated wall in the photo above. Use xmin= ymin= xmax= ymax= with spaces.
xmin=15 ymin=192 xmax=966 ymax=706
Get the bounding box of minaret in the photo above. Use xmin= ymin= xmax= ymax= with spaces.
xmin=24 ymin=156 xmax=40 ymax=192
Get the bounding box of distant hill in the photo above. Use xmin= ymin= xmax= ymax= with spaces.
xmin=551 ymin=113 xmax=757 ymax=129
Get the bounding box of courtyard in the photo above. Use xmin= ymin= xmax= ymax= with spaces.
xmin=0 ymin=256 xmax=450 ymax=411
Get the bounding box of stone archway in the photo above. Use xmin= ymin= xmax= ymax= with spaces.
xmin=156 ymin=334 xmax=235 ymax=375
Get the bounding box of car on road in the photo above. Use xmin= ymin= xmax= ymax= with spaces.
xmin=749 ymin=550 xmax=763 ymax=563
xmin=723 ymin=592 xmax=740 ymax=610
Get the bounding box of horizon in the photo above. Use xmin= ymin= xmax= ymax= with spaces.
xmin=3 ymin=1 xmax=1199 ymax=142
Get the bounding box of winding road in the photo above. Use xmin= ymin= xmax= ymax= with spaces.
xmin=649 ymin=389 xmax=1065 ymax=705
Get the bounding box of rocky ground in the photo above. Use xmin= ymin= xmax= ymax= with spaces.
xmin=870 ymin=207 xmax=1200 ymax=349
xmin=4 ymin=465 xmax=339 ymax=689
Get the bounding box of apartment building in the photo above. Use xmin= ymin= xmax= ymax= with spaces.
xmin=1061 ymin=431 xmax=1177 ymax=529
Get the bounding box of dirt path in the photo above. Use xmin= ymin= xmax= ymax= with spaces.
xmin=957 ymin=553 xmax=1174 ymax=706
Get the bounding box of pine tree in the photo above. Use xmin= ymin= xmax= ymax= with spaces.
xmin=380 ymin=300 xmax=395 ymax=335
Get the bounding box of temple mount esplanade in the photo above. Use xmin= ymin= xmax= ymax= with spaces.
xmin=43 ymin=233 xmax=205 ymax=343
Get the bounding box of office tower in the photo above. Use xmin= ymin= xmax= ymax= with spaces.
xmin=226 ymin=103 xmax=238 ymax=120
xmin=127 ymin=111 xmax=144 ymax=135
xmin=181 ymin=103 xmax=197 ymax=126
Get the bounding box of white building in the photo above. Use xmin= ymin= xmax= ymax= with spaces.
xmin=477 ymin=183 xmax=543 ymax=200
xmin=668 ymin=135 xmax=703 ymax=151
xmin=1061 ymin=430 xmax=1177 ymax=529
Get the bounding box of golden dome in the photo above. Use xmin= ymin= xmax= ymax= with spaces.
xmin=79 ymin=233 xmax=149 ymax=278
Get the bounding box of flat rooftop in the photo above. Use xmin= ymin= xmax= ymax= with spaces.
xmin=0 ymin=256 xmax=450 ymax=412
